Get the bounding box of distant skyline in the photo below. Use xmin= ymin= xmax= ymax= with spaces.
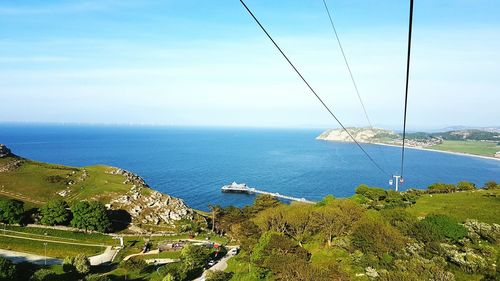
xmin=1 ymin=0 xmax=499 ymax=130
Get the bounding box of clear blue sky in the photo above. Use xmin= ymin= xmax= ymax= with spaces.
xmin=1 ymin=0 xmax=499 ymax=129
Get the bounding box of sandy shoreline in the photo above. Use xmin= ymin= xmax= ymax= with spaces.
xmin=372 ymin=142 xmax=500 ymax=162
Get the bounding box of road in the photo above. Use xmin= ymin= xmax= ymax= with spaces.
xmin=193 ymin=246 xmax=239 ymax=281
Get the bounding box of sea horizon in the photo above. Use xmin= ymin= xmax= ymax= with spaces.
xmin=1 ymin=124 xmax=498 ymax=211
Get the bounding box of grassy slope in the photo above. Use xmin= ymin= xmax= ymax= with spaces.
xmin=407 ymin=189 xmax=500 ymax=224
xmin=0 ymin=236 xmax=102 ymax=258
xmin=0 ymin=156 xmax=133 ymax=206
xmin=429 ymin=140 xmax=499 ymax=157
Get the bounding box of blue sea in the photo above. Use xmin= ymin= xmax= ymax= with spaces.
xmin=0 ymin=124 xmax=499 ymax=210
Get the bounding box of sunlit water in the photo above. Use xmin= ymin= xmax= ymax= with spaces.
xmin=1 ymin=124 xmax=498 ymax=210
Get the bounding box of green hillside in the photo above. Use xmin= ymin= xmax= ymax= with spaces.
xmin=0 ymin=155 xmax=135 ymax=206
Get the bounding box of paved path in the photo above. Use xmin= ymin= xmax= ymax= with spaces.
xmin=0 ymin=249 xmax=61 ymax=265
xmin=193 ymin=246 xmax=239 ymax=281
xmin=89 ymin=246 xmax=119 ymax=266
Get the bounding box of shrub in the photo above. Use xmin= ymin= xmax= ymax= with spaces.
xmin=428 ymin=183 xmax=456 ymax=194
xmin=85 ymin=274 xmax=112 ymax=281
xmin=483 ymin=181 xmax=498 ymax=190
xmin=380 ymin=208 xmax=417 ymax=236
xmin=120 ymin=258 xmax=147 ymax=272
xmin=206 ymin=270 xmax=234 ymax=281
xmin=63 ymin=256 xmax=76 ymax=273
xmin=355 ymin=184 xmax=370 ymax=195
xmin=159 ymin=262 xmax=186 ymax=281
xmin=352 ymin=215 xmax=406 ymax=257
xmin=30 ymin=269 xmax=56 ymax=281
xmin=421 ymin=214 xmax=467 ymax=242
xmin=0 ymin=257 xmax=16 ymax=280
xmin=74 ymin=254 xmax=91 ymax=274
xmin=456 ymin=181 xmax=476 ymax=191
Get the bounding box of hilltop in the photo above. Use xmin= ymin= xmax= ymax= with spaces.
xmin=317 ymin=128 xmax=500 ymax=158
xmin=0 ymin=144 xmax=195 ymax=232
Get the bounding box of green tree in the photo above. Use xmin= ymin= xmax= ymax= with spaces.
xmin=74 ymin=254 xmax=90 ymax=274
xmin=85 ymin=274 xmax=112 ymax=281
xmin=159 ymin=262 xmax=186 ymax=281
xmin=283 ymin=205 xmax=315 ymax=246
xmin=457 ymin=181 xmax=476 ymax=191
xmin=62 ymin=256 xmax=76 ymax=273
xmin=352 ymin=215 xmax=406 ymax=257
xmin=30 ymin=269 xmax=56 ymax=281
xmin=0 ymin=256 xmax=16 ymax=280
xmin=252 ymin=194 xmax=280 ymax=214
xmin=0 ymin=199 xmax=24 ymax=225
xmin=206 ymin=270 xmax=233 ymax=281
xmin=40 ymin=199 xmax=71 ymax=226
xmin=120 ymin=259 xmax=147 ymax=272
xmin=251 ymin=232 xmax=310 ymax=279
xmin=71 ymin=201 xmax=111 ymax=232
xmin=314 ymin=200 xmax=364 ymax=246
xmin=484 ymin=181 xmax=498 ymax=190
xmin=208 ymin=204 xmax=222 ymax=233
xmin=180 ymin=245 xmax=211 ymax=277
xmin=231 ymin=220 xmax=261 ymax=251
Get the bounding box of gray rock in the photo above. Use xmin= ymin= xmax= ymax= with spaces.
xmin=0 ymin=144 xmax=11 ymax=158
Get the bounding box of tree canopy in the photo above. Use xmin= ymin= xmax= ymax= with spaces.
xmin=40 ymin=199 xmax=71 ymax=226
xmin=0 ymin=199 xmax=24 ymax=225
xmin=70 ymin=201 xmax=111 ymax=232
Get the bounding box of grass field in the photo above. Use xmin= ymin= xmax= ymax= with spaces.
xmin=429 ymin=140 xmax=499 ymax=157
xmin=0 ymin=235 xmax=103 ymax=258
xmin=407 ymin=189 xmax=500 ymax=224
xmin=3 ymin=225 xmax=115 ymax=244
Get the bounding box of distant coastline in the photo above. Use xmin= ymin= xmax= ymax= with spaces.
xmin=370 ymin=142 xmax=500 ymax=162
xmin=317 ymin=127 xmax=500 ymax=161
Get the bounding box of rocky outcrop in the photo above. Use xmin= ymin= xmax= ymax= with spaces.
xmin=464 ymin=219 xmax=500 ymax=243
xmin=0 ymin=144 xmax=12 ymax=158
xmin=107 ymin=168 xmax=193 ymax=226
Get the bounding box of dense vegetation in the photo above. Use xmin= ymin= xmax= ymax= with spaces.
xmin=1 ymin=160 xmax=499 ymax=281
xmin=407 ymin=129 xmax=500 ymax=141
xmin=214 ymin=180 xmax=500 ymax=281
xmin=0 ymin=198 xmax=112 ymax=233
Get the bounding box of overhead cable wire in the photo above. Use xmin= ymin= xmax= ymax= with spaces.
xmin=239 ymin=0 xmax=390 ymax=177
xmin=321 ymin=0 xmax=372 ymax=127
xmin=400 ymin=0 xmax=414 ymax=178
xmin=321 ymin=0 xmax=391 ymax=170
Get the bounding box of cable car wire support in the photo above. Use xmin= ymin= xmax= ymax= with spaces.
xmin=321 ymin=0 xmax=391 ymax=170
xmin=400 ymin=0 xmax=414 ymax=179
xmin=239 ymin=0 xmax=390 ymax=177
